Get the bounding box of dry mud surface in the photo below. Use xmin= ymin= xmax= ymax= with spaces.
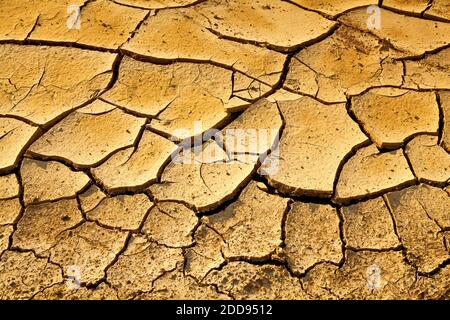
xmin=0 ymin=0 xmax=449 ymax=300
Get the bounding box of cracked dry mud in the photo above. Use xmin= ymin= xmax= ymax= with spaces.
xmin=0 ymin=0 xmax=449 ymax=301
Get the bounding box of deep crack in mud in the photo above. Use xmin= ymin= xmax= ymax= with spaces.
xmin=0 ymin=0 xmax=449 ymax=300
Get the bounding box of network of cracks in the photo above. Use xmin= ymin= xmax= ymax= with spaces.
xmin=0 ymin=0 xmax=449 ymax=300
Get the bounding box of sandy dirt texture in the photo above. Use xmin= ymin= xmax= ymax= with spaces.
xmin=0 ymin=0 xmax=449 ymax=300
